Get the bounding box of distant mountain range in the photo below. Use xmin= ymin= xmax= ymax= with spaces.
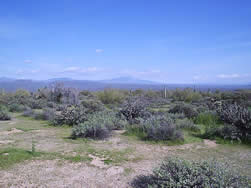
xmin=0 ymin=77 xmax=250 ymax=92
xmin=100 ymin=77 xmax=161 ymax=85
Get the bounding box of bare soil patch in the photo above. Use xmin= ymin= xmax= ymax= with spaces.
xmin=0 ymin=128 xmax=23 ymax=136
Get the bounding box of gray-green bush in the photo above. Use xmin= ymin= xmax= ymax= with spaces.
xmin=138 ymin=115 xmax=183 ymax=141
xmin=131 ymin=158 xmax=249 ymax=188
xmin=217 ymin=103 xmax=251 ymax=141
xmin=0 ymin=106 xmax=11 ymax=120
xmin=120 ymin=96 xmax=150 ymax=124
xmin=51 ymin=105 xmax=87 ymax=126
xmin=194 ymin=111 xmax=219 ymax=126
xmin=176 ymin=118 xmax=200 ymax=132
xmin=8 ymin=103 xmax=29 ymax=112
xmin=72 ymin=111 xmax=127 ymax=139
xmin=169 ymin=103 xmax=198 ymax=119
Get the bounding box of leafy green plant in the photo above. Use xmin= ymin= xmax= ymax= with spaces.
xmin=131 ymin=158 xmax=249 ymax=188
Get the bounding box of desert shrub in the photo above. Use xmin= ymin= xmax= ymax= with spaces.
xmin=28 ymin=98 xmax=47 ymax=109
xmin=217 ymin=103 xmax=251 ymax=141
xmin=81 ymin=99 xmax=104 ymax=114
xmin=22 ymin=109 xmax=34 ymax=117
xmin=41 ymin=108 xmax=56 ymax=121
xmin=72 ymin=122 xmax=109 ymax=140
xmin=8 ymin=103 xmax=29 ymax=112
xmin=166 ymin=113 xmax=186 ymax=121
xmin=196 ymin=105 xmax=209 ymax=113
xmin=47 ymin=102 xmax=54 ymax=108
xmin=0 ymin=105 xmax=8 ymax=111
xmin=171 ymin=88 xmax=202 ymax=102
xmin=32 ymin=111 xmax=44 ymax=120
xmin=202 ymin=123 xmax=247 ymax=142
xmin=97 ymin=89 xmax=125 ymax=105
xmin=51 ymin=105 xmax=87 ymax=126
xmin=169 ymin=103 xmax=198 ymax=119
xmin=194 ymin=111 xmax=219 ymax=126
xmin=108 ymin=112 xmax=128 ymax=130
xmin=139 ymin=115 xmax=183 ymax=141
xmin=131 ymin=158 xmax=249 ymax=188
xmin=0 ymin=107 xmax=11 ymax=120
xmin=72 ymin=110 xmax=127 ymax=139
xmin=176 ymin=118 xmax=200 ymax=132
xmin=72 ymin=112 xmax=110 ymax=139
xmin=22 ymin=108 xmax=55 ymax=121
xmin=120 ymin=96 xmax=150 ymax=124
xmin=150 ymin=111 xmax=185 ymax=122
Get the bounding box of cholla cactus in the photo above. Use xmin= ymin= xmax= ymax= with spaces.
xmin=120 ymin=96 xmax=149 ymax=124
xmin=217 ymin=103 xmax=251 ymax=141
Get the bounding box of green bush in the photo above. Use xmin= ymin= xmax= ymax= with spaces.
xmin=171 ymin=88 xmax=202 ymax=102
xmin=131 ymin=158 xmax=249 ymax=188
xmin=169 ymin=104 xmax=198 ymax=119
xmin=97 ymin=89 xmax=125 ymax=105
xmin=22 ymin=109 xmax=34 ymax=117
xmin=166 ymin=112 xmax=186 ymax=121
xmin=28 ymin=98 xmax=47 ymax=109
xmin=194 ymin=111 xmax=219 ymax=126
xmin=8 ymin=103 xmax=28 ymax=112
xmin=81 ymin=99 xmax=104 ymax=114
xmin=176 ymin=118 xmax=200 ymax=132
xmin=51 ymin=105 xmax=87 ymax=126
xmin=0 ymin=107 xmax=11 ymax=120
xmin=137 ymin=115 xmax=183 ymax=141
xmin=72 ymin=111 xmax=113 ymax=139
xmin=72 ymin=110 xmax=127 ymax=139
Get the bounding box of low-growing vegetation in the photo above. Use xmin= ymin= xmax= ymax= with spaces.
xmin=131 ymin=158 xmax=249 ymax=188
xmin=0 ymin=105 xmax=11 ymax=120
xmin=0 ymin=85 xmax=251 ymax=187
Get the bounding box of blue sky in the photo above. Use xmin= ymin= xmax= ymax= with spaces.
xmin=0 ymin=0 xmax=251 ymax=84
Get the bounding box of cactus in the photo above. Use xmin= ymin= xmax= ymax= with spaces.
xmin=217 ymin=103 xmax=251 ymax=141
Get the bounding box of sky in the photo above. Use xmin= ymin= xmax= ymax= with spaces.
xmin=0 ymin=0 xmax=251 ymax=84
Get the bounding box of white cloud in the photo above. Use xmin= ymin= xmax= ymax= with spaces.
xmin=62 ymin=67 xmax=100 ymax=74
xmin=16 ymin=69 xmax=40 ymax=75
xmin=217 ymin=74 xmax=240 ymax=79
xmin=121 ymin=69 xmax=161 ymax=76
xmin=63 ymin=67 xmax=81 ymax=72
xmin=96 ymin=49 xmax=104 ymax=53
xmin=24 ymin=59 xmax=32 ymax=63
